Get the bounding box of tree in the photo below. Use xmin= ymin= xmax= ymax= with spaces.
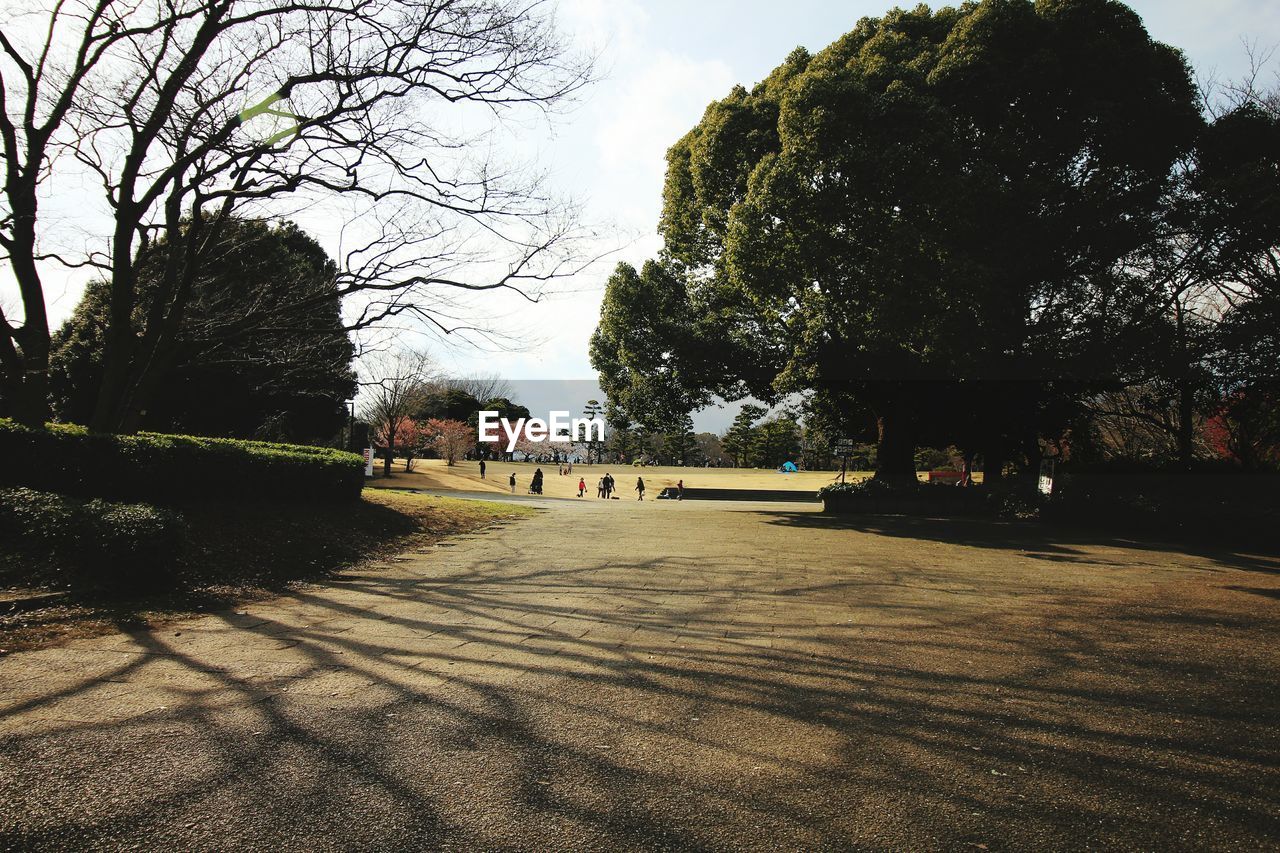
xmin=416 ymin=388 xmax=482 ymax=423
xmin=0 ymin=0 xmax=594 ymax=431
xmin=751 ymin=417 xmax=802 ymax=470
xmin=445 ymin=375 xmax=512 ymax=405
xmin=595 ymin=0 xmax=1204 ymax=486
xmin=721 ymin=404 xmax=766 ymax=467
xmin=581 ymin=398 xmax=604 ymax=464
xmin=395 ymin=418 xmax=429 ymax=472
xmin=424 ymin=418 xmax=472 ymax=466
xmin=1099 ymin=94 xmax=1280 ymax=469
xmin=358 ymin=350 xmax=432 ymax=477
xmin=663 ymin=413 xmax=697 ymax=466
xmin=49 ymin=218 xmax=355 ymax=442
xmin=591 ymin=261 xmax=741 ymax=431
xmin=694 ymin=432 xmax=729 ymax=467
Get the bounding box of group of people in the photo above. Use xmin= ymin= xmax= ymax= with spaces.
xmin=501 ymin=465 xmax=683 ymax=502
xmin=588 ymin=472 xmax=616 ymax=499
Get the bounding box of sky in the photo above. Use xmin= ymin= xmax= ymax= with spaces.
xmin=4 ymin=0 xmax=1279 ymax=431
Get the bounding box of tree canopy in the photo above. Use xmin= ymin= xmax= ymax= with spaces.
xmin=593 ymin=0 xmax=1279 ymax=481
xmin=51 ymin=218 xmax=355 ymax=443
xmin=0 ymin=0 xmax=593 ymax=432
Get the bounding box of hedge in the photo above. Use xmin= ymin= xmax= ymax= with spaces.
xmin=1046 ymin=472 xmax=1280 ymax=547
xmin=0 ymin=419 xmax=364 ymax=505
xmin=818 ymin=478 xmax=1039 ymax=518
xmin=0 ymin=487 xmax=184 ymax=588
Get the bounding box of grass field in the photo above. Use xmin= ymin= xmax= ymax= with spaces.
xmin=370 ymin=459 xmax=856 ymax=498
xmin=369 ymin=458 xmax=978 ymax=498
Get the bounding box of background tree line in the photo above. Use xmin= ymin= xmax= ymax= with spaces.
xmin=355 ymin=350 xmax=533 ymax=476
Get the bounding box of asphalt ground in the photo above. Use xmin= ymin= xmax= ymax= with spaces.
xmin=1 ymin=498 xmax=1278 ymax=850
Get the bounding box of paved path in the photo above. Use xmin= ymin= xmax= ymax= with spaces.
xmin=2 ymin=500 xmax=1278 ymax=850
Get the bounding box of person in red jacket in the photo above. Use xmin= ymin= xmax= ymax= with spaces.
xmin=577 ymin=477 xmax=586 ymax=498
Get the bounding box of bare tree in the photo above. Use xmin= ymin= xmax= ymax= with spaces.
xmin=0 ymin=0 xmax=594 ymax=430
xmin=357 ymin=349 xmax=431 ymax=477
xmin=444 ymin=373 xmax=511 ymax=404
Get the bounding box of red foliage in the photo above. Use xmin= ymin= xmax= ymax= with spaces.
xmin=424 ymin=418 xmax=473 ymax=465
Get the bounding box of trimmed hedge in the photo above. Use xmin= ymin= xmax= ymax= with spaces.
xmin=1047 ymin=472 xmax=1280 ymax=547
xmin=818 ymin=479 xmax=1037 ymax=518
xmin=0 ymin=419 xmax=364 ymax=505
xmin=0 ymin=487 xmax=184 ymax=588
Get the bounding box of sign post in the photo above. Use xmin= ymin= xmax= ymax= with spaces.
xmin=1038 ymin=458 xmax=1055 ymax=497
xmin=833 ymin=438 xmax=855 ymax=484
xmin=363 ymin=447 xmax=374 ymax=477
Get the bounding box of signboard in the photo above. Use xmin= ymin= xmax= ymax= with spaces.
xmin=833 ymin=438 xmax=856 ymax=455
xmin=1038 ymin=458 xmax=1055 ymax=496
xmin=363 ymin=447 xmax=374 ymax=477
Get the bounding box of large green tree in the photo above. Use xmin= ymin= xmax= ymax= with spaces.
xmin=51 ymin=219 xmax=355 ymax=443
xmin=594 ymin=0 xmax=1204 ymax=484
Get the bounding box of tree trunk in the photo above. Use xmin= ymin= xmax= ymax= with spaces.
xmin=1174 ymin=302 xmax=1194 ymax=472
xmin=4 ymin=198 xmax=53 ymax=428
xmin=91 ymin=230 xmax=143 ymax=433
xmin=5 ymin=329 xmax=51 ymax=428
xmin=383 ymin=435 xmax=394 ymax=476
xmin=872 ymin=405 xmax=917 ymax=487
xmin=1176 ymin=386 xmax=1194 ymax=471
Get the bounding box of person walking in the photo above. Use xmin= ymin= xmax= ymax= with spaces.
xmin=479 ymin=459 xmax=486 ymax=479
xmin=676 ymin=479 xmax=684 ymax=501
xmin=578 ymin=477 xmax=586 ymax=498
xmin=596 ymin=477 xmax=605 ymax=499
xmin=635 ymin=476 xmax=645 ymax=501
xmin=531 ymin=468 xmax=544 ymax=495
xmin=509 ymin=472 xmax=516 ymax=494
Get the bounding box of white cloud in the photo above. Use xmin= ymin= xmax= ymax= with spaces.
xmin=555 ymin=0 xmax=649 ymax=58
xmin=595 ymin=51 xmax=734 ymax=183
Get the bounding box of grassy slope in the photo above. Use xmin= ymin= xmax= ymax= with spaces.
xmin=0 ymin=490 xmax=531 ymax=654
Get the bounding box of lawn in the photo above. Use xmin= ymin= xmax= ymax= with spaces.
xmin=371 ymin=458 xmax=873 ymax=498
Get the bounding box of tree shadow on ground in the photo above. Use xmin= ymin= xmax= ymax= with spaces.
xmin=759 ymin=511 xmax=1280 ymax=576
xmin=1 ymin=515 xmax=1278 ymax=850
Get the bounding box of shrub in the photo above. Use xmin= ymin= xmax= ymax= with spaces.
xmin=1046 ymin=472 xmax=1280 ymax=546
xmin=0 ymin=419 xmax=364 ymax=505
xmin=0 ymin=487 xmax=184 ymax=589
xmin=819 ymin=478 xmax=1009 ymax=517
xmin=817 ymin=478 xmax=893 ymax=500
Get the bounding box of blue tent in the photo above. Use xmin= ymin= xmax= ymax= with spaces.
xmin=780 ymin=461 xmax=798 ymax=473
